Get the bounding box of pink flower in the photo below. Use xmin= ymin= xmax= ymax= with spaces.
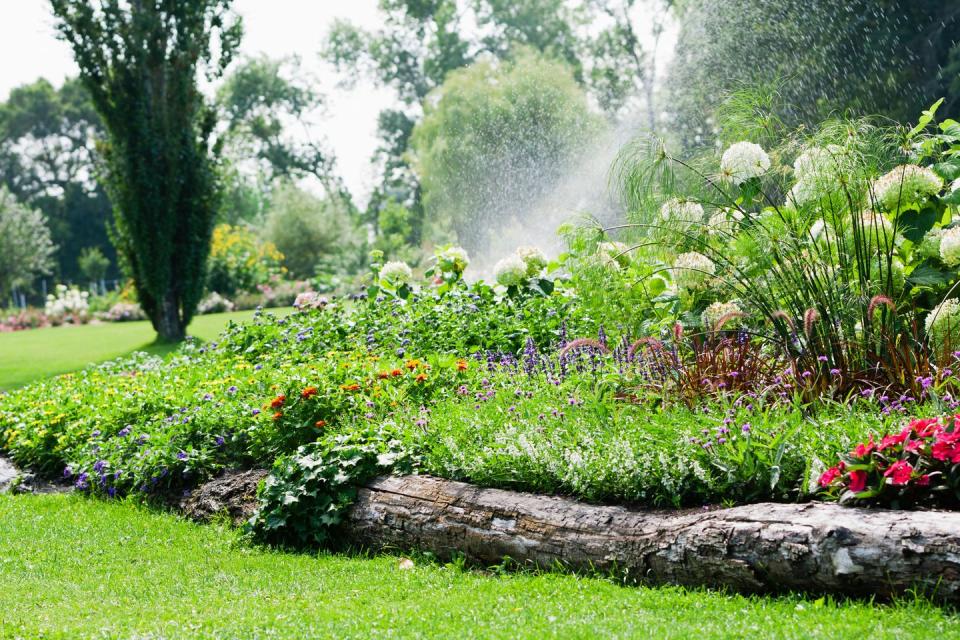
xmin=819 ymin=464 xmax=844 ymax=487
xmin=910 ymin=418 xmax=941 ymax=438
xmin=878 ymin=429 xmax=909 ymax=452
xmin=883 ymin=460 xmax=913 ymax=486
xmin=851 ymin=438 xmax=875 ymax=459
xmin=848 ymin=470 xmax=868 ymax=493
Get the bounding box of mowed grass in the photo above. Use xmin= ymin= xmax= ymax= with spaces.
xmin=0 ymin=309 xmax=291 ymax=390
xmin=0 ymin=494 xmax=956 ymax=640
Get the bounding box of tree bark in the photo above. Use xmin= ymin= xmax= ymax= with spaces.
xmin=345 ymin=475 xmax=960 ymax=603
xmin=151 ymin=287 xmax=184 ymax=342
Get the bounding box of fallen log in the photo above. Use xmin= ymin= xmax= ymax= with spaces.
xmin=346 ymin=474 xmax=960 ymax=602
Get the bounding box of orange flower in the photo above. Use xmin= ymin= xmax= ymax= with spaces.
xmin=377 ymin=371 xmax=391 ymax=380
xmin=340 ymin=383 xmax=361 ymax=392
xmin=404 ymin=359 xmax=421 ymax=370
xmin=272 ymin=411 xmax=283 ymax=421
xmin=415 ymin=373 xmax=428 ymax=383
xmin=270 ymin=395 xmax=286 ymax=408
xmin=456 ymin=359 xmax=468 ymax=371
xmin=301 ymin=387 xmax=318 ymax=399
xmin=315 ymin=420 xmax=327 ymax=428
xmin=390 ymin=369 xmax=403 ymax=377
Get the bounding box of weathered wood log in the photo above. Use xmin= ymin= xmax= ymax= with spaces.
xmin=346 ymin=474 xmax=960 ymax=602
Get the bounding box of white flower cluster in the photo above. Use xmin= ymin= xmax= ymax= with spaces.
xmin=660 ymin=198 xmax=705 ymax=225
xmin=701 ymin=300 xmax=743 ymax=331
xmin=872 ymin=164 xmax=943 ymax=211
xmin=435 ymin=245 xmax=470 ymax=274
xmin=707 ymin=208 xmax=743 ymax=236
xmin=597 ymin=241 xmax=630 ymax=269
xmin=858 ymin=210 xmax=894 ymax=245
xmin=44 ymin=284 xmax=89 ymax=322
xmin=720 ymin=141 xmax=770 ymax=183
xmin=789 ymin=145 xmax=849 ymax=206
xmin=102 ymin=301 xmax=145 ymax=322
xmin=379 ymin=260 xmax=414 ymax=286
xmin=672 ymin=252 xmax=715 ymax=290
xmin=939 ymin=227 xmax=960 ymax=267
xmin=197 ymin=291 xmax=235 ymax=315
xmin=926 ymin=298 xmax=960 ymax=351
xmin=293 ymin=291 xmax=330 ymax=311
xmin=515 ymin=245 xmax=548 ymax=276
xmin=493 ymin=255 xmax=528 ymax=286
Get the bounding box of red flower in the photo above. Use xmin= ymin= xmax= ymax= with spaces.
xmin=390 ymin=369 xmax=403 ymax=377
xmin=315 ymin=420 xmax=327 ymax=428
xmin=377 ymin=371 xmax=391 ymax=380
xmin=917 ymin=474 xmax=931 ymax=486
xmin=848 ymin=470 xmax=867 ymax=493
xmin=818 ymin=465 xmax=843 ymax=487
xmin=270 ymin=395 xmax=286 ymax=409
xmin=851 ymin=437 xmax=875 ymax=459
xmin=415 ymin=373 xmax=428 ymax=383
xmin=878 ymin=429 xmax=909 ymax=452
xmin=932 ymin=439 xmax=960 ymax=463
xmin=272 ymin=411 xmax=283 ymax=421
xmin=340 ymin=383 xmax=361 ymax=392
xmin=883 ymin=460 xmax=913 ymax=486
xmin=910 ymin=418 xmax=941 ymax=438
xmin=301 ymin=387 xmax=318 ymax=399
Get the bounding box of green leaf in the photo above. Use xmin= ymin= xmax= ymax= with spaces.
xmin=908 ymin=98 xmax=943 ymax=138
xmin=899 ymin=207 xmax=940 ymax=244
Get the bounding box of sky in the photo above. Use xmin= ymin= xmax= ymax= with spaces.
xmin=0 ymin=0 xmax=393 ymax=203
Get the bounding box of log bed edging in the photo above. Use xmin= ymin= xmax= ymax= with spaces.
xmin=344 ymin=475 xmax=960 ymax=602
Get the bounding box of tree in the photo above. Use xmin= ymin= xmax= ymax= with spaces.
xmin=264 ymin=183 xmax=365 ymax=280
xmin=667 ymin=0 xmax=960 ymax=145
xmin=0 ymin=188 xmax=56 ymax=299
xmin=0 ymin=77 xmax=115 ymax=281
xmin=218 ymin=56 xmax=346 ymax=202
xmin=77 ymin=246 xmax=109 ymax=284
xmin=51 ymin=0 xmax=243 ymax=341
xmin=409 ymin=50 xmax=602 ymax=253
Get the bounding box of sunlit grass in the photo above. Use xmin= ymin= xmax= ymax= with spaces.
xmin=0 ymin=308 xmax=291 ymax=390
xmin=0 ymin=493 xmax=955 ymax=639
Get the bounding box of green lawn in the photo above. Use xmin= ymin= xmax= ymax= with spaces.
xmin=0 ymin=494 xmax=954 ymax=640
xmin=0 ymin=309 xmax=290 ymax=390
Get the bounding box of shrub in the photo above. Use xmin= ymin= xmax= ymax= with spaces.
xmin=206 ymin=224 xmax=285 ymax=295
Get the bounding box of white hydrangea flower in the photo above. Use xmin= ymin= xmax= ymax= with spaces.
xmin=720 ymin=141 xmax=771 ymax=183
xmin=44 ymin=285 xmax=90 ymax=322
xmin=872 ymin=164 xmax=943 ymax=211
xmin=939 ymin=227 xmax=960 ymax=266
xmin=793 ymin=147 xmax=831 ymax=181
xmin=515 ymin=245 xmax=548 ymax=276
xmin=597 ymin=241 xmax=630 ymax=268
xmin=494 ymin=255 xmax=528 ymax=287
xmin=660 ymin=198 xmax=705 ymax=225
xmin=952 ymin=177 xmax=960 ymax=194
xmin=672 ymin=252 xmax=715 ymax=290
xmin=925 ymin=298 xmax=960 ymax=351
xmin=868 ymin=256 xmax=905 ymax=293
xmin=858 ymin=210 xmax=894 ymax=245
xmin=707 ymin=208 xmax=744 ymax=235
xmin=436 ymin=246 xmax=470 ymax=274
xmin=379 ymin=260 xmax=413 ymax=286
xmin=293 ymin=291 xmax=329 ymax=311
xmin=918 ymin=227 xmax=947 ymax=259
xmin=787 ymin=178 xmax=819 ymax=207
xmin=701 ymin=300 xmax=744 ymax=331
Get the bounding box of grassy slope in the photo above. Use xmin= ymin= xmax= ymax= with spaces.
xmin=0 ymin=494 xmax=955 ymax=640
xmin=0 ymin=309 xmax=290 ymax=390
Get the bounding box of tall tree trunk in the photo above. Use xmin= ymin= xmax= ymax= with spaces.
xmin=152 ymin=287 xmax=184 ymax=342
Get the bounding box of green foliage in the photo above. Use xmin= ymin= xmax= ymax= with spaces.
xmin=0 ymin=77 xmax=114 ymax=281
xmin=77 ymin=246 xmax=109 ymax=283
xmin=251 ymin=427 xmax=414 ymax=546
xmin=668 ymin=0 xmax=960 ymax=146
xmin=206 ymin=223 xmax=285 ymax=295
xmin=51 ymin=0 xmax=243 ymax=342
xmin=410 ymin=49 xmax=602 ymax=251
xmin=0 ymin=188 xmax=56 ymax=297
xmin=264 ymin=183 xmax=365 ymax=280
